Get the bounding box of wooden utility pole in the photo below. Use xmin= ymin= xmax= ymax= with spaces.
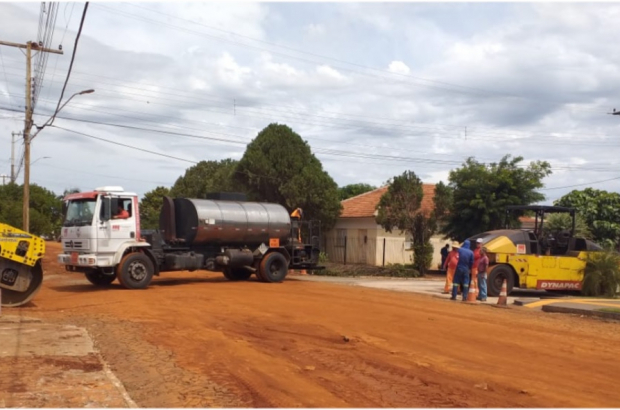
xmin=0 ymin=40 xmax=63 ymax=232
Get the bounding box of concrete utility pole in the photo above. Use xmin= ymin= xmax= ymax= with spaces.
xmin=0 ymin=40 xmax=63 ymax=232
xmin=10 ymin=131 xmax=21 ymax=183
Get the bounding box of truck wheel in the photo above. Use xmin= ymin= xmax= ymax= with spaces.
xmin=487 ymin=265 xmax=515 ymax=297
xmin=259 ymin=252 xmax=288 ymax=283
xmin=85 ymin=271 xmax=117 ymax=286
xmin=117 ymin=252 xmax=154 ymax=290
xmin=223 ymin=267 xmax=252 ymax=281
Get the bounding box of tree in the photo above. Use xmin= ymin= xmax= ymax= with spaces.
xmin=440 ymin=155 xmax=552 ymax=241
xmin=375 ymin=170 xmax=434 ymax=274
xmin=543 ymin=213 xmax=592 ymax=239
xmin=554 ymin=188 xmax=620 ymax=249
xmin=170 ymin=159 xmax=239 ymax=199
xmin=339 ymin=183 xmax=376 ymax=201
xmin=234 ymin=123 xmax=342 ymax=230
xmin=0 ymin=183 xmax=64 ymax=237
xmin=140 ymin=186 xmax=171 ymax=229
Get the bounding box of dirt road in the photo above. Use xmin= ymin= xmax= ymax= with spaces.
xmin=3 ymin=242 xmax=620 ymax=407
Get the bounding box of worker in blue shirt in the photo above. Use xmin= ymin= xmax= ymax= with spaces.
xmin=451 ymin=239 xmax=474 ymax=301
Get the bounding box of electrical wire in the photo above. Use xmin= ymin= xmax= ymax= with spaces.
xmin=50 ymin=1 xmax=88 ymax=126
xmin=540 ymin=176 xmax=620 ymax=191
xmin=2 ymin=56 xmax=619 ymax=143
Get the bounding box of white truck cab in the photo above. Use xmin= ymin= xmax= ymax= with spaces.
xmin=58 ymin=186 xmax=151 ymax=285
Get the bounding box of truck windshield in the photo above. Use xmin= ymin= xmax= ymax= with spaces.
xmin=64 ymin=199 xmax=97 ymax=227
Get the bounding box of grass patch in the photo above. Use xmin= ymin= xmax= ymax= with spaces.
xmin=596 ymin=308 xmax=620 ymax=314
xmin=311 ymin=262 xmax=421 ymax=278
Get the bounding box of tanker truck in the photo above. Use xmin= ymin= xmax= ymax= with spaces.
xmin=57 ymin=186 xmax=322 ymax=289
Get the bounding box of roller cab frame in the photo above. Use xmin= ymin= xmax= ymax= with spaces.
xmin=467 ymin=205 xmax=603 ymax=297
xmin=57 ymin=186 xmax=323 ymax=289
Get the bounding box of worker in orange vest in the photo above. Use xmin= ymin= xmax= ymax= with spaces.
xmin=471 ymin=238 xmax=483 ymax=288
xmin=443 ymin=243 xmax=460 ymax=294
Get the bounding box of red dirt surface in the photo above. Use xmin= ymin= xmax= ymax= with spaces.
xmin=5 ymin=241 xmax=620 ymax=407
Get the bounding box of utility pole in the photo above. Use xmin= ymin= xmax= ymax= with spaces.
xmin=0 ymin=40 xmax=63 ymax=232
xmin=10 ymin=131 xmax=21 ymax=183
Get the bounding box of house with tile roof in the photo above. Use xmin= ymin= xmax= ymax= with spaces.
xmin=323 ymin=184 xmax=448 ymax=268
xmin=323 ymin=184 xmax=539 ymax=268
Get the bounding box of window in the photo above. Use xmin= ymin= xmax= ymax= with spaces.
xmin=64 ymin=199 xmax=96 ymax=227
xmin=100 ymin=197 xmax=133 ymax=220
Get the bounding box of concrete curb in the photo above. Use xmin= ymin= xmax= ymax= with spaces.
xmin=542 ymin=305 xmax=620 ymax=321
xmin=514 ymin=298 xmax=541 ymax=306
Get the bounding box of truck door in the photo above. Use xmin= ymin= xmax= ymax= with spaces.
xmin=98 ymin=196 xmax=138 ymax=255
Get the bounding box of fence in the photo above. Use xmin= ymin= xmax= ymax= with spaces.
xmin=322 ymin=232 xmax=415 ymax=267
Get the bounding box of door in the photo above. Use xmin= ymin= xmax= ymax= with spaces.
xmin=98 ymin=196 xmax=138 ymax=256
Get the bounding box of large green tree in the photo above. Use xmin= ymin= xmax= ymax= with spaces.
xmin=554 ymin=188 xmax=620 ymax=248
xmin=375 ymin=170 xmax=435 ymax=274
xmin=440 ymin=155 xmax=552 ymax=241
xmin=140 ymin=186 xmax=171 ymax=229
xmin=234 ymin=123 xmax=342 ymax=230
xmin=0 ymin=183 xmax=64 ymax=237
xmin=170 ymin=159 xmax=239 ymax=199
xmin=339 ymin=183 xmax=376 ymax=201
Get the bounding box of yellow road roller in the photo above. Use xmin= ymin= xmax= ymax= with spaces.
xmin=467 ymin=205 xmax=604 ymax=296
xmin=0 ymin=223 xmax=46 ymax=306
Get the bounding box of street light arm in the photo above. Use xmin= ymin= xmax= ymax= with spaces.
xmin=30 ymin=89 xmax=94 ymax=141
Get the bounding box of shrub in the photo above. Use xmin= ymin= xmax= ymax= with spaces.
xmin=582 ymin=250 xmax=620 ymax=297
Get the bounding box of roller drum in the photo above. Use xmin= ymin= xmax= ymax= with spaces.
xmin=174 ymin=198 xmax=291 ymax=246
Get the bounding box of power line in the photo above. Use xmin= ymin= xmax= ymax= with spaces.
xmin=50 ymin=1 xmax=88 ymax=127
xmin=3 ymin=58 xmax=619 ymax=145
xmin=1 ymin=103 xmax=618 ymax=174
xmin=540 ymin=176 xmax=620 ymax=191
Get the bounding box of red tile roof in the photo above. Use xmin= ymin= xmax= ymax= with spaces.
xmin=341 ymin=184 xmax=436 ymax=218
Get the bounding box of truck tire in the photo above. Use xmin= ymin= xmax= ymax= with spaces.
xmin=487 ymin=265 xmax=515 ymax=297
xmin=85 ymin=271 xmax=117 ymax=286
xmin=117 ymin=252 xmax=154 ymax=290
xmin=223 ymin=267 xmax=252 ymax=281
xmin=259 ymin=252 xmax=288 ymax=283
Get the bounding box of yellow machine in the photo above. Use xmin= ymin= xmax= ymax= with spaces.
xmin=469 ymin=205 xmax=603 ymax=296
xmin=0 ymin=223 xmax=46 ymax=306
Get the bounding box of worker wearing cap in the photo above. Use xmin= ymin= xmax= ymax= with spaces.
xmin=451 ymin=239 xmax=474 ymax=301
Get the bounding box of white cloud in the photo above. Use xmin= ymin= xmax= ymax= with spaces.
xmin=1 ymin=2 xmax=619 ymax=204
xmin=388 ymin=61 xmax=410 ymax=75
xmin=305 ymin=23 xmax=325 ymax=36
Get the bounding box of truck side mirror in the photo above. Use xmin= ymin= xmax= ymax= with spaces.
xmin=101 ymin=196 xmax=112 ymax=222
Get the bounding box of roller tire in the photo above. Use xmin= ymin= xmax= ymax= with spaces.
xmin=259 ymin=252 xmax=288 ymax=283
xmin=487 ymin=265 xmax=515 ymax=297
xmin=117 ymin=252 xmax=154 ymax=290
xmin=0 ymin=261 xmax=44 ymax=307
xmin=223 ymin=267 xmax=252 ymax=281
xmin=85 ymin=271 xmax=117 ymax=286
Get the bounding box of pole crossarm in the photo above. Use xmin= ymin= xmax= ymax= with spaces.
xmin=0 ymin=40 xmax=63 ymax=55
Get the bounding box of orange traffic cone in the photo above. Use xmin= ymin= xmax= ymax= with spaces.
xmin=497 ymin=278 xmax=508 ymax=306
xmin=300 ymin=269 xmax=308 ymax=275
xmin=466 ymin=276 xmax=479 ymax=303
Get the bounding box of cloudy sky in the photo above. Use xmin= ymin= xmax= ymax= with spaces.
xmin=1 ymin=1 xmax=619 ymax=204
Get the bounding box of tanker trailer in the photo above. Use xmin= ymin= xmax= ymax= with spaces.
xmin=58 ymin=186 xmax=322 ymax=289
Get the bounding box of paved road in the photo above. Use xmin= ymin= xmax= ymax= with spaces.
xmin=290 ymin=274 xmax=620 ymax=314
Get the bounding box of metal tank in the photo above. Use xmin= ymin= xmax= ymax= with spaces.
xmin=172 ymin=198 xmax=292 ymax=246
